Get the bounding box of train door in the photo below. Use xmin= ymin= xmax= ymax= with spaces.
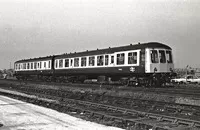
xmin=70 ymin=58 xmax=74 ymax=68
xmin=140 ymin=49 xmax=145 ymax=73
xmin=110 ymin=54 xmax=115 ymax=66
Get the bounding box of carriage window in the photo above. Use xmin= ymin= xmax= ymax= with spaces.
xmin=89 ymin=56 xmax=95 ymax=66
xmin=117 ymin=53 xmax=125 ymax=65
xmin=128 ymin=52 xmax=137 ymax=64
xmin=31 ymin=63 xmax=33 ymax=69
xmin=97 ymin=55 xmax=104 ymax=66
xmin=48 ymin=61 xmax=51 ymax=68
xmin=151 ymin=50 xmax=159 ymax=63
xmin=55 ymin=60 xmax=58 ymax=68
xmin=105 ymin=55 xmax=109 ymax=65
xmin=18 ymin=64 xmax=21 ymax=70
xmin=65 ymin=59 xmax=69 ymax=67
xmin=74 ymin=58 xmax=79 ymax=67
xmin=71 ymin=59 xmax=73 ymax=66
xmin=40 ymin=62 xmax=42 ymax=68
xmin=59 ymin=59 xmax=63 ymax=68
xmin=27 ymin=63 xmax=29 ymax=69
xmin=159 ymin=50 xmax=166 ymax=63
xmin=81 ymin=57 xmax=87 ymax=67
xmin=44 ymin=62 xmax=46 ymax=68
xmin=37 ymin=63 xmax=40 ymax=69
xmin=166 ymin=51 xmax=173 ymax=63
xmin=111 ymin=56 xmax=114 ymax=64
xmin=34 ymin=62 xmax=37 ymax=69
xmin=15 ymin=64 xmax=17 ymax=70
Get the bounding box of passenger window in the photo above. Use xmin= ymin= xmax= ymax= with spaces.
xmin=89 ymin=56 xmax=95 ymax=66
xmin=159 ymin=50 xmax=166 ymax=63
xmin=117 ymin=53 xmax=125 ymax=65
xmin=55 ymin=60 xmax=58 ymax=68
xmin=151 ymin=50 xmax=159 ymax=63
xmin=31 ymin=63 xmax=33 ymax=69
xmin=81 ymin=57 xmax=87 ymax=67
xmin=166 ymin=51 xmax=173 ymax=63
xmin=97 ymin=55 xmax=104 ymax=66
xmin=27 ymin=63 xmax=30 ymax=69
xmin=74 ymin=58 xmax=79 ymax=67
xmin=40 ymin=62 xmax=42 ymax=68
xmin=34 ymin=62 xmax=37 ymax=69
xmin=128 ymin=52 xmax=137 ymax=64
xmin=48 ymin=61 xmax=51 ymax=68
xmin=71 ymin=59 xmax=73 ymax=66
xmin=65 ymin=59 xmax=69 ymax=67
xmin=59 ymin=59 xmax=63 ymax=68
xmin=44 ymin=62 xmax=46 ymax=68
xmin=15 ymin=64 xmax=17 ymax=70
xmin=105 ymin=55 xmax=109 ymax=65
xmin=111 ymin=56 xmax=114 ymax=64
xmin=37 ymin=63 xmax=40 ymax=69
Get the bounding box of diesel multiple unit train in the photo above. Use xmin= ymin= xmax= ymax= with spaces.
xmin=14 ymin=42 xmax=175 ymax=86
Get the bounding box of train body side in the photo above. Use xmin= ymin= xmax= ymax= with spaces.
xmin=13 ymin=42 xmax=175 ymax=82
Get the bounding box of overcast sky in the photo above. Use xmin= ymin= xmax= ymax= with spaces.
xmin=0 ymin=0 xmax=200 ymax=69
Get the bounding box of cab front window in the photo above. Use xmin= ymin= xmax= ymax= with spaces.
xmin=159 ymin=50 xmax=166 ymax=63
xmin=151 ymin=50 xmax=158 ymax=63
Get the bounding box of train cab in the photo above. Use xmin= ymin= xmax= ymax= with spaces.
xmin=145 ymin=48 xmax=174 ymax=74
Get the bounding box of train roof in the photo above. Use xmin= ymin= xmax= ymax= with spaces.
xmin=15 ymin=42 xmax=171 ymax=63
xmin=15 ymin=56 xmax=53 ymax=63
xmin=55 ymin=42 xmax=171 ymax=59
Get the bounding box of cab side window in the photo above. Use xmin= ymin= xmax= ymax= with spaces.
xmin=166 ymin=50 xmax=173 ymax=63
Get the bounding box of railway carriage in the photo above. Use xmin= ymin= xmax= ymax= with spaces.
xmin=14 ymin=42 xmax=175 ymax=86
xmin=14 ymin=56 xmax=54 ymax=80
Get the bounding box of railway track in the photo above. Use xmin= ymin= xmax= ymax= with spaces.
xmin=2 ymin=79 xmax=200 ymax=98
xmin=0 ymin=84 xmax=200 ymax=129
